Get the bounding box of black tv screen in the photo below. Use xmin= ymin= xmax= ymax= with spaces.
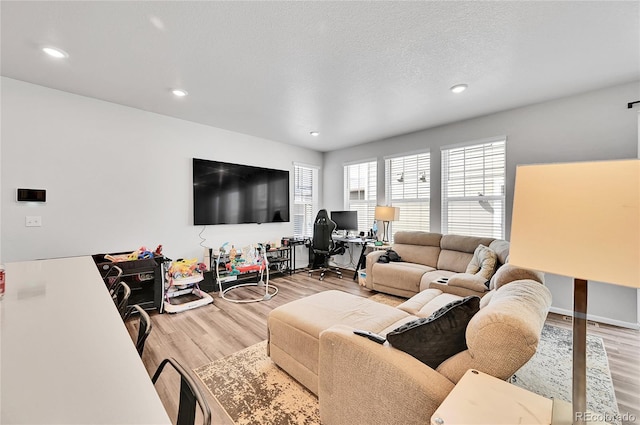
xmin=193 ymin=158 xmax=290 ymax=225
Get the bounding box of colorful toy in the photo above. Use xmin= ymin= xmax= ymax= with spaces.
xmin=163 ymin=257 xmax=213 ymax=314
xmin=216 ymin=242 xmax=277 ymax=303
xmin=104 ymin=244 xmax=163 ymax=263
xmin=167 ymin=258 xmax=206 ymax=280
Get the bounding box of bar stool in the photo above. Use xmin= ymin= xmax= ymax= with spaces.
xmin=152 ymin=358 xmax=212 ymax=425
xmin=109 ymin=280 xmax=131 ymax=320
xmin=124 ymin=304 xmax=152 ymax=356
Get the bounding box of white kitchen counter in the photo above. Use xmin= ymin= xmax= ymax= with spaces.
xmin=0 ymin=256 xmax=170 ymax=425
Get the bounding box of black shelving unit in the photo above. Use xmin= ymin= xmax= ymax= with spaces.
xmin=93 ymin=253 xmax=166 ymax=312
xmin=266 ymin=246 xmax=291 ymax=275
xmin=201 ymin=246 xmax=291 ymax=292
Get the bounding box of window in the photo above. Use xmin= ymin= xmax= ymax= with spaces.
xmin=441 ymin=138 xmax=505 ymax=238
xmin=385 ymin=152 xmax=430 ymax=238
xmin=344 ymin=160 xmax=377 ymax=231
xmin=293 ymin=164 xmax=318 ymax=238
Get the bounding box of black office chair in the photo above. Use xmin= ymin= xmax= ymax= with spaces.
xmin=152 ymin=357 xmax=212 ymax=425
xmin=109 ymin=280 xmax=131 ymax=320
xmin=124 ymin=304 xmax=153 ymax=357
xmin=308 ymin=209 xmax=346 ymax=280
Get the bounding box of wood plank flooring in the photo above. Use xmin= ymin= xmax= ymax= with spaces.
xmin=126 ymin=272 xmax=640 ymax=425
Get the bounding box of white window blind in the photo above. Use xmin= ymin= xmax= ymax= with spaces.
xmin=385 ymin=152 xmax=430 ymax=240
xmin=344 ymin=160 xmax=377 ymax=231
xmin=293 ymin=164 xmax=318 ymax=238
xmin=441 ymin=139 xmax=505 ymax=238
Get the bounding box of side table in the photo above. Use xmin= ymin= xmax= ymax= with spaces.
xmin=431 ymin=369 xmax=552 ymax=425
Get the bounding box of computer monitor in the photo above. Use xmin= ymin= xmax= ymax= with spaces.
xmin=331 ymin=210 xmax=358 ymax=235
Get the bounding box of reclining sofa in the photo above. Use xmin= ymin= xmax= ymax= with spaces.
xmin=268 ymin=276 xmax=551 ymax=424
xmin=365 ymin=231 xmax=528 ymax=298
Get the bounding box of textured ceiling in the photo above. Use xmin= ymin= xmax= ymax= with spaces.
xmin=1 ymin=1 xmax=638 ymax=152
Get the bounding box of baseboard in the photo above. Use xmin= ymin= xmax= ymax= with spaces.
xmin=549 ymin=306 xmax=640 ymax=330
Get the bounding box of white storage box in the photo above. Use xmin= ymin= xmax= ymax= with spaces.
xmin=357 ymin=269 xmax=366 ymax=286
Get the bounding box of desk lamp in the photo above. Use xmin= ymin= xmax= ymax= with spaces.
xmin=509 ymin=159 xmax=639 ymax=425
xmin=374 ymin=206 xmax=400 ymax=243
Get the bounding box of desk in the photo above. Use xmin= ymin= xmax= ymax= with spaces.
xmin=286 ymin=237 xmax=310 ymax=273
xmin=331 ymin=236 xmax=379 ymax=280
xmin=0 ymin=256 xmax=171 ymax=425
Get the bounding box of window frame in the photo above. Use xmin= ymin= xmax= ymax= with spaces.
xmin=384 ymin=150 xmax=431 ymax=240
xmin=344 ymin=159 xmax=378 ymax=232
xmin=292 ymin=163 xmax=319 ymax=238
xmin=441 ymin=137 xmax=506 ymax=239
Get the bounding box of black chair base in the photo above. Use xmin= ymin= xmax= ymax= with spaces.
xmin=308 ymin=266 xmax=342 ymax=281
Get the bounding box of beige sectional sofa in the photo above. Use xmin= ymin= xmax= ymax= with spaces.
xmin=268 ymin=278 xmax=552 ymax=424
xmin=365 ymin=231 xmax=515 ymax=298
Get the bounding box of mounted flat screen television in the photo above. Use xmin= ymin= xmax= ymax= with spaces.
xmin=193 ymin=158 xmax=290 ymax=225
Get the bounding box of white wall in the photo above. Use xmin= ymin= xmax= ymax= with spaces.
xmin=1 ymin=78 xmax=322 ymax=263
xmin=324 ymin=81 xmax=640 ymax=328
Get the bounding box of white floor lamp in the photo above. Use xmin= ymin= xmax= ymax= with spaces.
xmin=509 ymin=159 xmax=639 ymax=425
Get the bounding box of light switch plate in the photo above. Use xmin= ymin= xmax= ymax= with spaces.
xmin=25 ymin=216 xmax=42 ymax=227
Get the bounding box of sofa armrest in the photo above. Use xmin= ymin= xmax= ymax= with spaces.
xmin=318 ymin=325 xmax=455 ymax=425
xmin=447 ymin=272 xmax=489 ymax=292
xmin=365 ymin=250 xmax=386 ymax=290
xmin=429 ymin=281 xmax=487 ymax=298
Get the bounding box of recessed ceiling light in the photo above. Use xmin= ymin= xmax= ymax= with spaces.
xmin=450 ymin=84 xmax=468 ymax=94
xmin=172 ymin=89 xmax=188 ymax=97
xmin=310 ymin=131 xmax=319 ymax=136
xmin=42 ymin=46 xmax=68 ymax=59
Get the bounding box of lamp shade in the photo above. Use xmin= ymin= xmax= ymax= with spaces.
xmin=509 ymin=159 xmax=640 ymax=289
xmin=374 ymin=206 xmax=400 ymax=222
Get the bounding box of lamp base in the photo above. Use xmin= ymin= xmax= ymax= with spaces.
xmin=382 ymin=220 xmax=390 ymax=243
xmin=551 ymin=399 xmax=609 ymax=425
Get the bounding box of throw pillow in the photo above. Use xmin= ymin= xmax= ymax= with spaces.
xmin=465 ymin=245 xmax=497 ymax=280
xmin=386 ymin=296 xmax=480 ymax=369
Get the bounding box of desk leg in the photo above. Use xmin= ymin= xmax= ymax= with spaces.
xmin=353 ymin=243 xmax=368 ymax=280
xmin=290 ymin=245 xmax=294 ymax=275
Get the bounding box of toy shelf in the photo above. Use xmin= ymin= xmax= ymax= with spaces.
xmin=92 ymin=252 xmax=165 ymax=312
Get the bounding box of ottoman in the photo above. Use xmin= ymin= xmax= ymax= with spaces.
xmin=267 ymin=290 xmax=414 ymax=395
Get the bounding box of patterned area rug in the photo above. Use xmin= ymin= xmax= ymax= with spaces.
xmin=194 ymin=304 xmax=619 ymax=425
xmin=511 ymin=324 xmax=620 ymax=425
xmin=194 ymin=341 xmax=320 ymax=425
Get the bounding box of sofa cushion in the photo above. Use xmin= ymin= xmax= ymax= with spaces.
xmin=268 ymin=290 xmax=414 ymax=395
xmin=488 ymin=239 xmax=510 ymax=265
xmin=465 ymin=244 xmax=497 ymax=280
xmin=489 ymin=263 xmax=545 ymax=290
xmin=396 ymin=289 xmax=462 ymax=318
xmin=437 ymin=234 xmax=495 ymax=273
xmin=440 ymin=234 xmax=495 ymax=253
xmin=392 ymin=231 xmax=442 ymax=267
xmin=386 ymin=296 xmax=481 ymax=369
xmin=371 ymin=262 xmax=434 ymax=292
xmin=436 ymin=250 xmax=474 ymax=273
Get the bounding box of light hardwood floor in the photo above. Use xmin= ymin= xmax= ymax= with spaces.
xmin=126 ymin=271 xmax=640 ymax=425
